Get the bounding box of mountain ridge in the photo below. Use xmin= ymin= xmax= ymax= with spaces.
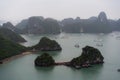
xmin=0 ymin=11 xmax=120 ymax=34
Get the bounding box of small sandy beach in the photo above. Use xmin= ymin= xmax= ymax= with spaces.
xmin=0 ymin=51 xmax=33 ymax=64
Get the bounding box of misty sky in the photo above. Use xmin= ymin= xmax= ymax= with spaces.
xmin=0 ymin=0 xmax=120 ymax=23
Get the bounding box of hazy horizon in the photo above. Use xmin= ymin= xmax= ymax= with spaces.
xmin=0 ymin=0 xmax=120 ymax=24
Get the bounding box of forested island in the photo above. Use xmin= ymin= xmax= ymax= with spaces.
xmin=0 ymin=25 xmax=27 ymax=63
xmin=0 ymin=26 xmax=104 ymax=70
xmin=0 ymin=35 xmax=62 ymax=63
xmin=35 ymin=46 xmax=104 ymax=69
xmin=31 ymin=37 xmax=62 ymax=51
xmin=35 ymin=53 xmax=55 ymax=67
xmin=69 ymin=46 xmax=104 ymax=69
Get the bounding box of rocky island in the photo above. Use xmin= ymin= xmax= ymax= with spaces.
xmin=31 ymin=37 xmax=62 ymax=51
xmin=69 ymin=46 xmax=104 ymax=69
xmin=34 ymin=46 xmax=104 ymax=69
xmin=35 ymin=53 xmax=55 ymax=67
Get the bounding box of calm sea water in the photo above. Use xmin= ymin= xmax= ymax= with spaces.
xmin=0 ymin=33 xmax=120 ymax=80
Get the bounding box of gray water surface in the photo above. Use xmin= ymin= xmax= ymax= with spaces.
xmin=0 ymin=33 xmax=120 ymax=80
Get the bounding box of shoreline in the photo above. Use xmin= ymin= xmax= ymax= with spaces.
xmin=0 ymin=50 xmax=59 ymax=64
xmin=0 ymin=51 xmax=33 ymax=64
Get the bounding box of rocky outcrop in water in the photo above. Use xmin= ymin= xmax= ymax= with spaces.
xmin=34 ymin=46 xmax=104 ymax=69
xmin=31 ymin=37 xmax=62 ymax=51
xmin=69 ymin=46 xmax=104 ymax=69
xmin=35 ymin=53 xmax=55 ymax=67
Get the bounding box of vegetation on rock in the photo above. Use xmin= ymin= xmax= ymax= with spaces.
xmin=69 ymin=46 xmax=104 ymax=69
xmin=0 ymin=35 xmax=26 ymax=61
xmin=31 ymin=37 xmax=62 ymax=51
xmin=35 ymin=53 xmax=55 ymax=67
xmin=34 ymin=46 xmax=104 ymax=69
xmin=0 ymin=28 xmax=26 ymax=42
xmin=2 ymin=22 xmax=22 ymax=34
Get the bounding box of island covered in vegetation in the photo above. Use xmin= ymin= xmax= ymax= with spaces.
xmin=34 ymin=46 xmax=104 ymax=69
xmin=31 ymin=37 xmax=62 ymax=51
xmin=69 ymin=46 xmax=104 ymax=69
xmin=0 ymin=36 xmax=62 ymax=64
xmin=35 ymin=53 xmax=55 ymax=67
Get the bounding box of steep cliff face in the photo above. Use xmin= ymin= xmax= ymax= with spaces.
xmin=23 ymin=16 xmax=44 ymax=34
xmin=0 ymin=28 xmax=26 ymax=43
xmin=16 ymin=16 xmax=61 ymax=34
xmin=61 ymin=12 xmax=112 ymax=33
xmin=98 ymin=12 xmax=108 ymax=23
xmin=2 ymin=22 xmax=16 ymax=31
xmin=14 ymin=12 xmax=120 ymax=33
xmin=70 ymin=46 xmax=104 ymax=69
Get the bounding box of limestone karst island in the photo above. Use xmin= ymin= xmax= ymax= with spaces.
xmin=32 ymin=37 xmax=104 ymax=69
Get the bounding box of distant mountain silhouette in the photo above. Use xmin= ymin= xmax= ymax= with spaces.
xmin=2 ymin=22 xmax=16 ymax=31
xmin=0 ymin=27 xmax=26 ymax=43
xmin=16 ymin=16 xmax=60 ymax=34
xmin=61 ymin=12 xmax=112 ymax=33
xmin=1 ymin=11 xmax=120 ymax=34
